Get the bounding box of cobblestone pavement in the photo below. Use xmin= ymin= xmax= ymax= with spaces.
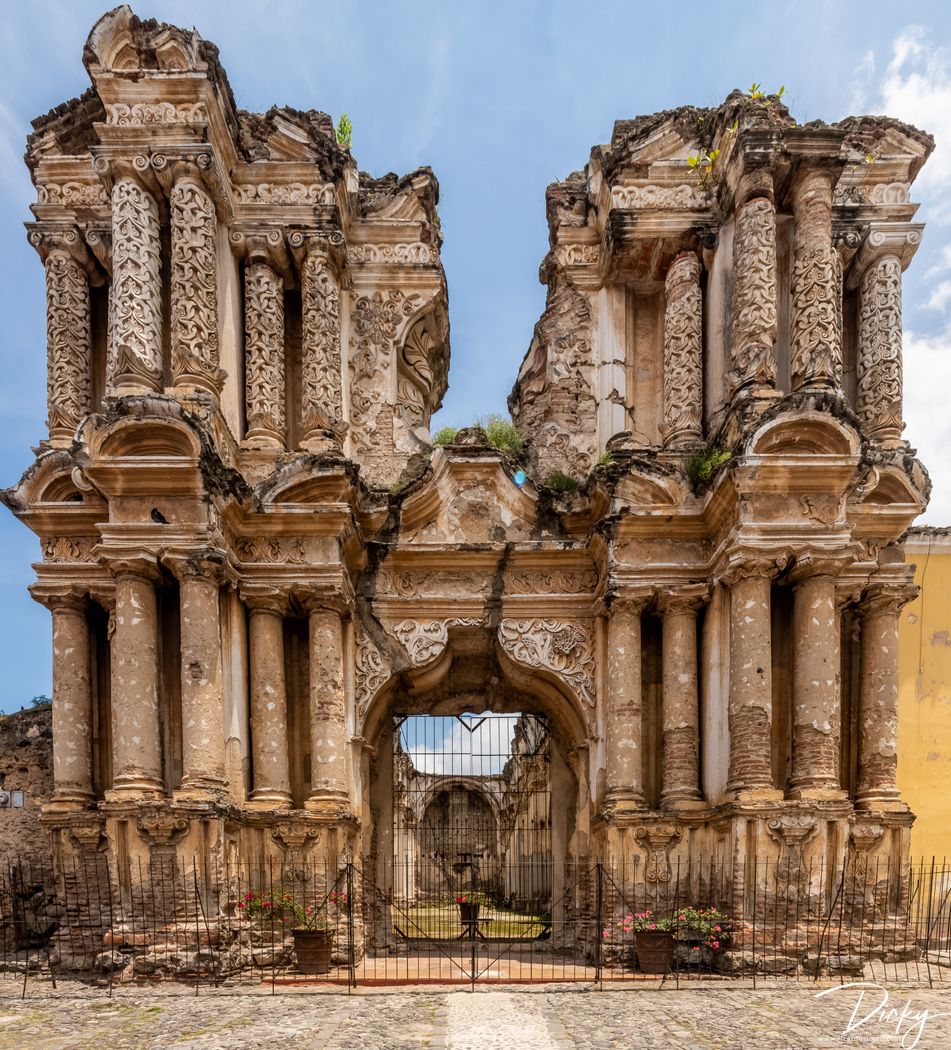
xmin=0 ymin=981 xmax=948 ymax=1049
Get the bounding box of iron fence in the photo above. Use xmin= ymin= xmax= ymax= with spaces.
xmin=0 ymin=853 xmax=948 ymax=995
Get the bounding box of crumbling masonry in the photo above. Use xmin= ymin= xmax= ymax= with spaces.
xmin=1 ymin=5 xmax=936 ymax=969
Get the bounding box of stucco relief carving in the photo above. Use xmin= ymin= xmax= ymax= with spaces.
xmin=350 ymin=243 xmax=432 ymax=264
xmin=107 ymin=177 xmax=163 ymax=392
xmin=858 ymin=255 xmax=903 ymax=442
xmin=170 ymin=178 xmax=223 ymax=392
xmin=728 ymin=196 xmax=778 ymax=393
xmin=800 ymin=494 xmax=843 ymax=525
xmin=235 ymin=537 xmax=305 ymax=564
xmin=554 ymin=244 xmax=599 ymax=266
xmin=388 ymin=618 xmax=483 ymax=666
xmin=43 ymin=537 xmax=95 ymax=562
xmin=137 ymin=810 xmax=190 ymax=850
xmin=37 ymin=183 xmax=109 ymax=207
xmin=106 ymin=102 xmax=207 ymax=125
xmin=634 ymin=825 xmax=683 ymax=882
xmin=45 ymin=250 xmax=92 ymax=441
xmin=301 ymin=250 xmax=344 ymax=443
xmin=791 ymin=247 xmax=842 ymax=390
xmin=505 ymin=569 xmax=599 ymax=594
xmin=497 ymin=618 xmax=595 ymax=707
xmin=662 ymin=252 xmax=703 ymax=446
xmin=234 ymin=183 xmax=334 ymax=205
xmin=376 ymin=571 xmax=493 ymax=599
xmin=397 ymin=314 xmax=441 ymax=431
xmin=355 ymin=624 xmax=389 ymax=718
xmin=767 ymin=816 xmax=819 ymax=898
xmin=611 ymin=184 xmax=707 ymax=209
xmin=244 ymin=261 xmax=286 ymax=444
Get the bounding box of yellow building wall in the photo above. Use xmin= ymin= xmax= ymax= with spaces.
xmin=899 ymin=535 xmax=951 ymax=860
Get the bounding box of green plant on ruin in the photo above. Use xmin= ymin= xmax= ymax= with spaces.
xmin=335 ymin=113 xmax=352 ymax=149
xmin=596 ymin=451 xmax=614 ymax=466
xmin=746 ymin=82 xmax=784 ymax=105
xmin=432 ymin=426 xmax=459 ymax=446
xmin=30 ymin=694 xmax=51 ymax=708
xmin=688 ymin=147 xmax=721 ymax=188
xmin=545 ymin=471 xmax=581 ymax=494
xmin=480 ymin=414 xmax=523 ymax=456
xmin=687 ymin=447 xmax=732 ymax=486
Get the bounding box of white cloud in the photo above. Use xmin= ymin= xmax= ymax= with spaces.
xmin=925 ymin=280 xmax=951 ymax=311
xmin=848 ymin=49 xmax=876 ymax=113
xmin=404 ymin=713 xmax=516 ymax=776
xmin=903 ymin=326 xmax=951 ymax=523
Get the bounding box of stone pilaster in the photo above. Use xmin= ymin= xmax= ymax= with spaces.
xmin=603 ymin=595 xmax=649 ymax=813
xmin=661 ymin=251 xmax=704 ymax=447
xmin=44 ymin=593 xmax=95 ymax=808
xmin=728 ymin=174 xmax=778 ymax=398
xmin=169 ymin=175 xmax=224 ymax=395
xmin=107 ymin=559 xmax=164 ymax=797
xmin=299 ymin=246 xmax=344 ymax=452
xmin=169 ymin=551 xmax=228 ymax=797
xmin=243 ymin=258 xmax=286 ymax=448
xmin=791 ymin=169 xmax=842 ymax=391
xmin=788 ymin=558 xmax=845 ymax=799
xmin=302 ymin=596 xmax=350 ymax=813
xmin=657 ymin=588 xmax=705 ymax=807
xmin=245 ymin=590 xmax=292 ymax=807
xmin=725 ymin=558 xmax=785 ymax=798
xmin=857 ymin=254 xmax=904 ymax=446
xmin=42 ymin=244 xmax=92 ymax=447
xmin=106 ymin=176 xmax=163 ymax=395
xmin=856 ymin=579 xmax=918 ymax=808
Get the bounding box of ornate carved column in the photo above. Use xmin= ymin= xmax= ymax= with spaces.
xmin=245 ymin=591 xmax=292 ymax=807
xmin=856 ymin=579 xmax=918 ymax=806
xmin=303 ymin=596 xmax=350 ymax=812
xmin=661 ymin=251 xmax=704 ymax=447
xmin=299 ymin=243 xmax=344 ymax=452
xmin=791 ymin=169 xmax=842 ymax=391
xmin=243 ymin=254 xmax=286 ymax=448
xmin=169 ymin=174 xmax=224 ymax=395
xmin=788 ymin=558 xmax=845 ymax=798
xmin=108 ymin=559 xmax=163 ymax=797
xmin=658 ymin=588 xmax=705 ymax=806
xmin=725 ymin=558 xmax=784 ymax=797
xmin=857 ymin=254 xmax=904 ymax=446
xmin=106 ymin=176 xmax=163 ymax=395
xmin=604 ymin=595 xmax=649 ymax=813
xmin=45 ymin=593 xmax=94 ymax=807
xmin=169 ymin=551 xmax=228 ymax=796
xmin=728 ymin=175 xmax=778 ymax=398
xmin=40 ymin=238 xmax=93 ymax=446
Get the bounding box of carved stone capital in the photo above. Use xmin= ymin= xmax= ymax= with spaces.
xmin=766 ymin=815 xmax=819 ymax=853
xmin=656 ymin=584 xmax=709 ymax=617
xmin=787 ymin=550 xmax=850 ymax=585
xmin=137 ymin=809 xmax=190 ymax=850
xmin=607 ymin=591 xmax=652 ymax=617
xmin=31 ymin=586 xmax=89 ymax=614
xmin=163 ymin=547 xmax=231 ymax=584
xmin=718 ymin=552 xmax=789 ymax=587
xmin=849 ymin=222 xmax=924 ymax=288
xmin=860 ymin=581 xmax=919 ymax=618
xmin=97 ymin=551 xmax=162 ymax=583
xmin=241 ymin=587 xmax=292 ymax=616
xmin=297 ymin=588 xmax=353 ymax=617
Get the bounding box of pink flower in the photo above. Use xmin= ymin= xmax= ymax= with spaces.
xmin=714 ymin=925 xmax=721 ymax=932
xmin=712 ymin=940 xmax=720 ymax=949
xmin=648 ymin=923 xmax=656 ymax=930
xmin=237 ymin=902 xmax=246 ymax=910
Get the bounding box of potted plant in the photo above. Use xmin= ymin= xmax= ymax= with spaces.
xmin=672 ymin=906 xmax=728 ymax=967
xmin=623 ymin=910 xmax=675 ymax=974
xmin=238 ymin=888 xmax=335 ymax=974
xmin=455 ymin=892 xmax=481 ymax=934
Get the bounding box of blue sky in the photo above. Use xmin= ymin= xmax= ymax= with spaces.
xmin=1 ymin=1 xmax=950 ymax=711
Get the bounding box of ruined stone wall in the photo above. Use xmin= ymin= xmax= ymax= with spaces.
xmin=0 ymin=706 xmax=53 ymax=866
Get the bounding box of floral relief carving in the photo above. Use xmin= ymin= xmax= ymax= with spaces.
xmin=791 ymin=247 xmax=842 ymax=390
xmin=555 ymin=244 xmax=600 ymax=266
xmin=728 ymin=196 xmax=778 ymax=393
xmin=611 ymin=184 xmax=707 ymax=209
xmin=505 ymin=569 xmax=599 ymax=594
xmin=106 ymin=102 xmax=207 ymax=125
xmin=376 ymin=571 xmax=492 ymax=598
xmin=497 ymin=618 xmax=596 ymax=707
xmin=355 ymin=624 xmax=389 ymax=718
xmin=107 ymin=178 xmax=163 ymax=392
xmin=857 ymin=255 xmax=903 ymax=442
xmin=137 ymin=810 xmax=190 ymax=851
xmin=301 ymin=250 xmax=344 ymax=443
xmin=45 ymin=250 xmax=92 ymax=440
xmin=634 ymin=825 xmax=683 ymax=882
xmin=767 ymin=815 xmax=819 ymax=899
xmin=37 ymin=183 xmax=109 ymax=207
xmin=43 ymin=537 xmax=95 ymax=562
xmin=350 ymin=243 xmax=432 ymax=264
xmin=234 ymin=183 xmax=334 ymax=205
xmin=397 ymin=314 xmax=443 ymax=431
xmin=235 ymin=537 xmax=305 ymax=564
xmin=244 ymin=261 xmax=285 ymax=444
xmin=388 ymin=618 xmax=483 ymax=666
xmin=662 ymin=252 xmax=703 ymax=445
xmin=170 ymin=179 xmax=223 ymax=392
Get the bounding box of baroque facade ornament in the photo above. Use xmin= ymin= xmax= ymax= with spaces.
xmin=611 ymin=183 xmax=707 ymax=209
xmin=45 ymin=250 xmax=92 ymax=442
xmin=857 ymin=255 xmax=904 ymax=443
xmin=354 ymin=624 xmax=389 ymax=718
xmin=243 ymin=261 xmax=286 ymax=445
xmin=387 ymin=618 xmax=483 ymax=666
xmin=350 ymin=243 xmax=432 ymax=264
xmin=106 ymin=101 xmax=207 ymax=125
xmin=235 ymin=537 xmax=305 ymax=564
xmin=43 ymin=536 xmax=95 ymax=562
xmin=234 ymin=183 xmax=334 ymax=205
xmin=107 ymin=177 xmax=163 ymax=393
xmin=497 ymin=618 xmax=595 ymax=707
xmin=728 ymin=196 xmax=778 ymax=393
xmin=505 ymin=569 xmax=599 ymax=594
xmin=301 ymin=250 xmax=344 ymax=444
xmin=169 ymin=178 xmax=223 ymax=393
xmin=661 ymin=252 xmax=703 ymax=446
xmin=36 ymin=182 xmax=109 ymax=207
xmin=634 ymin=824 xmax=683 ymax=882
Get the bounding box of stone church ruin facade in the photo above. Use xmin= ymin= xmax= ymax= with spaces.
xmin=1 ymin=6 xmax=937 ymax=969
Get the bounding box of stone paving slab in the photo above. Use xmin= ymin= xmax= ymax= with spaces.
xmin=0 ymin=982 xmax=948 ymax=1048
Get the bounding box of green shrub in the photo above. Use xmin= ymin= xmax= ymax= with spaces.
xmin=545 ymin=471 xmax=581 ymax=494
xmin=432 ymin=426 xmax=459 ymax=446
xmin=335 ymin=113 xmax=352 ymax=149
xmin=687 ymin=447 xmax=732 ymax=486
xmin=596 ymin=451 xmax=614 ymax=466
xmin=481 ymin=414 xmax=523 ymax=456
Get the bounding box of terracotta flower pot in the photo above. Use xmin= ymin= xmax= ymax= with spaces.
xmin=292 ymin=928 xmax=333 ymax=974
xmin=634 ymin=929 xmax=674 ymax=974
xmin=458 ymin=902 xmax=481 ymax=924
